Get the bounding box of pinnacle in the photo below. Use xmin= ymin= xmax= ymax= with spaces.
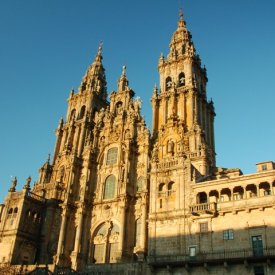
xmin=94 ymin=42 xmax=103 ymax=63
xmin=178 ymin=7 xmax=186 ymax=28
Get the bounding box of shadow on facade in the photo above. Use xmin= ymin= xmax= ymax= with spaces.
xmin=145 ymin=227 xmax=275 ymax=275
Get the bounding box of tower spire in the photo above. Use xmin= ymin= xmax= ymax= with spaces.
xmin=117 ymin=65 xmax=129 ymax=91
xmin=78 ymin=42 xmax=107 ymax=99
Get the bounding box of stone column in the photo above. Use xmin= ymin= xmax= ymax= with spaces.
xmin=53 ymin=131 xmax=63 ymax=164
xmin=74 ymin=207 xmax=84 ymax=253
xmin=55 ymin=207 xmax=68 ymax=261
xmin=140 ymin=197 xmax=147 ymax=251
xmin=118 ymin=201 xmax=126 ymax=259
xmin=60 ymin=128 xmax=68 ymax=150
xmin=77 ymin=124 xmax=87 ymax=156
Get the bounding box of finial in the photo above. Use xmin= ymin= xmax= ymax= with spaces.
xmin=178 ymin=6 xmax=186 ymax=28
xmin=159 ymin=53 xmax=165 ymax=65
xmin=98 ymin=41 xmax=103 ymax=53
xmin=9 ymin=176 xmax=17 ymax=192
xmin=47 ymin=154 xmax=51 ymax=164
xmin=97 ymin=41 xmax=103 ymax=55
xmin=69 ymin=88 xmax=74 ymax=98
xmin=179 ymin=8 xmax=183 ymax=20
xmin=23 ymin=176 xmax=31 ymax=190
xmin=94 ymin=42 xmax=103 ymax=62
xmin=122 ymin=65 xmax=126 ymax=76
xmin=153 ymin=84 xmax=158 ymax=97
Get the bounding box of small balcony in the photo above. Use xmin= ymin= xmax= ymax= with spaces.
xmin=189 ymin=202 xmax=217 ymax=215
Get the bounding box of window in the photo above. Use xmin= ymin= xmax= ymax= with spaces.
xmin=178 ymin=72 xmax=185 ymax=86
xmin=189 ymin=246 xmax=196 ymax=257
xmin=70 ymin=109 xmax=76 ymax=121
xmin=167 ymin=182 xmax=174 ymax=196
xmin=252 ymin=235 xmax=263 ymax=256
xmin=103 ymin=175 xmax=116 ymax=200
xmin=159 ymin=183 xmax=165 ymax=192
xmin=165 ymin=77 xmax=172 ymax=90
xmin=92 ymin=223 xmax=120 ymax=264
xmin=261 ymin=164 xmax=267 ymax=171
xmin=78 ymin=105 xmax=86 ymax=119
xmin=106 ymin=148 xmax=118 ymax=165
xmin=159 ymin=199 xmax=162 ymax=209
xmin=223 ymin=229 xmax=234 ymax=240
xmin=254 ymin=266 xmax=265 ymax=275
xmin=200 ymin=222 xmax=208 ymax=233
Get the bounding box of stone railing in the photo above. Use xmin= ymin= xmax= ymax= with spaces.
xmin=148 ymin=246 xmax=275 ymax=267
xmin=156 ymin=159 xmax=179 ymax=171
xmin=189 ymin=202 xmax=217 ymax=214
xmin=217 ymin=195 xmax=275 ymax=212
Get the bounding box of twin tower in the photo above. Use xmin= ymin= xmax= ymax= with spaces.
xmin=0 ymin=12 xmax=216 ymax=271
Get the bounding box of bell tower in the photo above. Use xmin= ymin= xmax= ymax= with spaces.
xmin=149 ymin=10 xmax=216 ymax=257
xmin=151 ymin=10 xmax=215 ymax=177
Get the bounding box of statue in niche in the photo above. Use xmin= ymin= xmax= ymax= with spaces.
xmin=134 ymin=97 xmax=142 ymax=114
xmin=116 ymin=102 xmax=123 ymax=115
xmin=124 ymin=129 xmax=131 ymax=140
xmin=167 ymin=140 xmax=174 ymax=154
xmin=152 ymin=142 xmax=159 ymax=161
xmin=97 ymin=108 xmax=105 ymax=124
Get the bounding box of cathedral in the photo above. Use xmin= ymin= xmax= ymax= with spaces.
xmin=0 ymin=10 xmax=275 ymax=275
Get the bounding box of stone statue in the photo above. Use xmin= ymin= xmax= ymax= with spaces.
xmin=9 ymin=176 xmax=17 ymax=192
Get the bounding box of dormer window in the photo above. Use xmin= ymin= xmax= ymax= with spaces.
xmin=165 ymin=77 xmax=172 ymax=90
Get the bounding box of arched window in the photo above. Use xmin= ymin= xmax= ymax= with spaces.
xmin=78 ymin=105 xmax=86 ymax=119
xmin=93 ymin=223 xmax=108 ymax=264
xmin=165 ymin=77 xmax=172 ymax=90
xmin=167 ymin=182 xmax=174 ymax=196
xmin=8 ymin=208 xmax=13 ymax=215
xmin=135 ymin=219 xmax=141 ymax=247
xmin=178 ymin=72 xmax=185 ymax=86
xmin=137 ymin=177 xmax=145 ymax=192
xmin=159 ymin=183 xmax=165 ymax=192
xmin=92 ymin=222 xmax=120 ymax=264
xmin=70 ymin=109 xmax=76 ymax=121
xmin=106 ymin=148 xmax=118 ymax=165
xmin=13 ymin=207 xmax=18 ymax=214
xmin=104 ymin=175 xmax=116 ymax=200
xmin=197 ymin=192 xmax=207 ymax=204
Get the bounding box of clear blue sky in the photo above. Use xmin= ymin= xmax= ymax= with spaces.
xmin=1 ymin=0 xmax=275 ymax=202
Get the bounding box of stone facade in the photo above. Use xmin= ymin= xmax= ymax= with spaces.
xmin=0 ymin=11 xmax=275 ymax=275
